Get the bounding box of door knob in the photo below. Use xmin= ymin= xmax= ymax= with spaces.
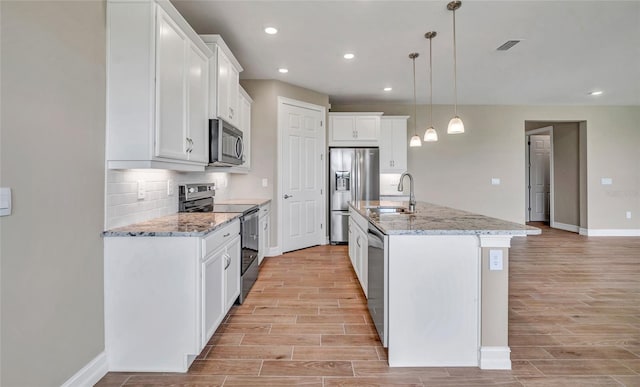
xmin=284 ymin=194 xmax=293 ymax=199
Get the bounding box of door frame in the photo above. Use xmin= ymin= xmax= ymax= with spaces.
xmin=276 ymin=96 xmax=327 ymax=255
xmin=525 ymin=126 xmax=554 ymax=225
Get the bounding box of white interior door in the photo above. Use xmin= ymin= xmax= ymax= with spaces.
xmin=279 ymin=98 xmax=325 ymax=253
xmin=529 ymin=134 xmax=551 ymax=221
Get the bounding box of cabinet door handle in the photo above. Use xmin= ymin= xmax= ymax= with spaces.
xmin=264 ymin=223 xmax=268 ymax=231
xmin=224 ymin=254 xmax=231 ymax=270
xmin=356 ymin=236 xmax=361 ymax=248
xmin=223 ymin=233 xmax=230 ymax=238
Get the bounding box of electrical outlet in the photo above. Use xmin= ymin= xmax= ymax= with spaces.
xmin=489 ymin=249 xmax=503 ymax=271
xmin=137 ymin=180 xmax=145 ymax=200
xmin=262 ymin=178 xmax=268 ymax=188
xmin=626 ymin=211 xmax=632 ymax=219
xmin=491 ymin=178 xmax=501 ymax=185
xmin=601 ymin=177 xmax=613 ymax=185
xmin=167 ymin=180 xmax=173 ymax=196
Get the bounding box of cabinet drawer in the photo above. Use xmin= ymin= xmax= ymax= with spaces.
xmin=259 ymin=203 xmax=270 ymax=217
xmin=202 ymin=219 xmax=240 ymax=258
xmin=349 ymin=207 xmax=369 ymax=233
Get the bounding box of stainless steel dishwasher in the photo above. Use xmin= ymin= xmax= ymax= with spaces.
xmin=367 ymin=223 xmax=387 ymax=347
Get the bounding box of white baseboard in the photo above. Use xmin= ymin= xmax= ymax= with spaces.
xmin=553 ymin=222 xmax=579 ymax=233
xmin=267 ymin=246 xmax=282 ymax=257
xmin=582 ymin=229 xmax=640 ymax=236
xmin=61 ymin=351 xmax=108 ymax=387
xmin=579 ymin=227 xmax=588 ymax=236
xmin=479 ymin=346 xmax=511 ymax=370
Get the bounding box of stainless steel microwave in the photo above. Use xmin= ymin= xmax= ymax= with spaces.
xmin=209 ymin=119 xmax=244 ymax=166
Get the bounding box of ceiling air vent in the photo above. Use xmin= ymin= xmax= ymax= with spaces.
xmin=496 ymin=40 xmax=521 ymax=51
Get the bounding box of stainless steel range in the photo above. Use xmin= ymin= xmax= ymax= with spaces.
xmin=178 ymin=184 xmax=259 ymax=304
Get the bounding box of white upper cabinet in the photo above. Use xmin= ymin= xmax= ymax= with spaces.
xmin=237 ymin=87 xmax=253 ymax=170
xmin=155 ymin=10 xmax=187 ymax=161
xmin=328 ymin=113 xmax=382 ymax=147
xmin=106 ymin=0 xmax=212 ymax=171
xmin=379 ymin=116 xmax=408 ymax=173
xmin=186 ymin=43 xmax=210 ymax=163
xmin=200 ymin=35 xmax=243 ymax=129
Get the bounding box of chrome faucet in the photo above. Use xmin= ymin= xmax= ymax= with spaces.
xmin=397 ymin=172 xmax=416 ymax=213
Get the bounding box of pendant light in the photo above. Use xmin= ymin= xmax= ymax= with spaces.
xmin=447 ymin=1 xmax=464 ymax=134
xmin=408 ymin=52 xmax=422 ymax=147
xmin=423 ymin=31 xmax=438 ymax=142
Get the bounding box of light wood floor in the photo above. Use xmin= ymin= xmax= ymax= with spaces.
xmin=97 ymin=225 xmax=640 ymax=386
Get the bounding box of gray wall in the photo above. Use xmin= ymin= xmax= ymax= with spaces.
xmin=331 ymin=104 xmax=640 ymax=229
xmin=0 ymin=1 xmax=106 ymax=385
xmin=233 ymin=80 xmax=329 ymax=248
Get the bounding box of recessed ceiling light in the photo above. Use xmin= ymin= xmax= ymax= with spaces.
xmin=383 ymin=87 xmax=392 ymax=92
xmin=343 ymin=53 xmax=355 ymax=60
xmin=588 ymin=90 xmax=603 ymax=96
xmin=264 ymin=27 xmax=278 ymax=35
xmin=278 ymin=68 xmax=288 ymax=74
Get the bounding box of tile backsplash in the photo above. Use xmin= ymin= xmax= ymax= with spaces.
xmin=105 ymin=169 xmax=231 ymax=229
xmin=380 ymin=173 xmax=408 ymax=195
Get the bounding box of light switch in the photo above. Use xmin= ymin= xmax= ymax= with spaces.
xmin=601 ymin=177 xmax=613 ymax=185
xmin=0 ymin=187 xmax=12 ymax=216
xmin=491 ymin=178 xmax=501 ymax=185
xmin=489 ymin=249 xmax=503 ymax=271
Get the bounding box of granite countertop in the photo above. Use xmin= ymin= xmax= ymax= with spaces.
xmin=103 ymin=212 xmax=240 ymax=237
xmin=215 ymin=198 xmax=271 ymax=206
xmin=350 ymin=200 xmax=532 ymax=236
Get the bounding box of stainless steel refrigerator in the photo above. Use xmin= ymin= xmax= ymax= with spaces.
xmin=329 ymin=147 xmax=379 ymax=244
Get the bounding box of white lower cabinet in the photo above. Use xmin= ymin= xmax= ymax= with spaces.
xmin=348 ymin=207 xmax=368 ymax=297
xmin=258 ymin=202 xmax=271 ymax=265
xmin=201 ymin=246 xmax=225 ymax=348
xmin=105 ymin=219 xmax=240 ymax=372
xmin=224 ymin=235 xmax=241 ymax=310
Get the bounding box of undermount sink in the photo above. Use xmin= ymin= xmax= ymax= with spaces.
xmin=367 ymin=206 xmax=411 ymax=214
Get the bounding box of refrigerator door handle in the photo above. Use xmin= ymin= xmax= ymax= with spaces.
xmin=351 ymin=151 xmax=357 ymax=206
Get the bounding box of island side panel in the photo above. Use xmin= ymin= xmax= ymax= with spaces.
xmin=479 ymin=236 xmax=513 ymax=370
xmin=387 ymin=235 xmax=480 ymax=367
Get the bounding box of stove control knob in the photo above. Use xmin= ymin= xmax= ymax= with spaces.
xmin=188 ymin=187 xmax=196 ymax=193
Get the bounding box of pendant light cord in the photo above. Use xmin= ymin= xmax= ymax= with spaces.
xmin=429 ymin=37 xmax=433 ymax=127
xmin=412 ymin=56 xmax=418 ymax=136
xmin=452 ymin=8 xmax=458 ymax=116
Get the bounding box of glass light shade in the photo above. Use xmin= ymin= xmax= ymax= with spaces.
xmin=423 ymin=127 xmax=438 ymax=142
xmin=409 ymin=134 xmax=422 ymax=147
xmin=447 ymin=116 xmax=465 ymax=134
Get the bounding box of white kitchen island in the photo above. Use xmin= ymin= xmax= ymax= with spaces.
xmin=349 ymin=201 xmax=532 ymax=370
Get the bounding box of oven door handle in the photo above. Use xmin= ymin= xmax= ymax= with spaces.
xmin=235 ymin=137 xmax=244 ymax=160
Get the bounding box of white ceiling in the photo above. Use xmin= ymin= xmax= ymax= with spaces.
xmin=172 ymin=0 xmax=640 ymax=106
